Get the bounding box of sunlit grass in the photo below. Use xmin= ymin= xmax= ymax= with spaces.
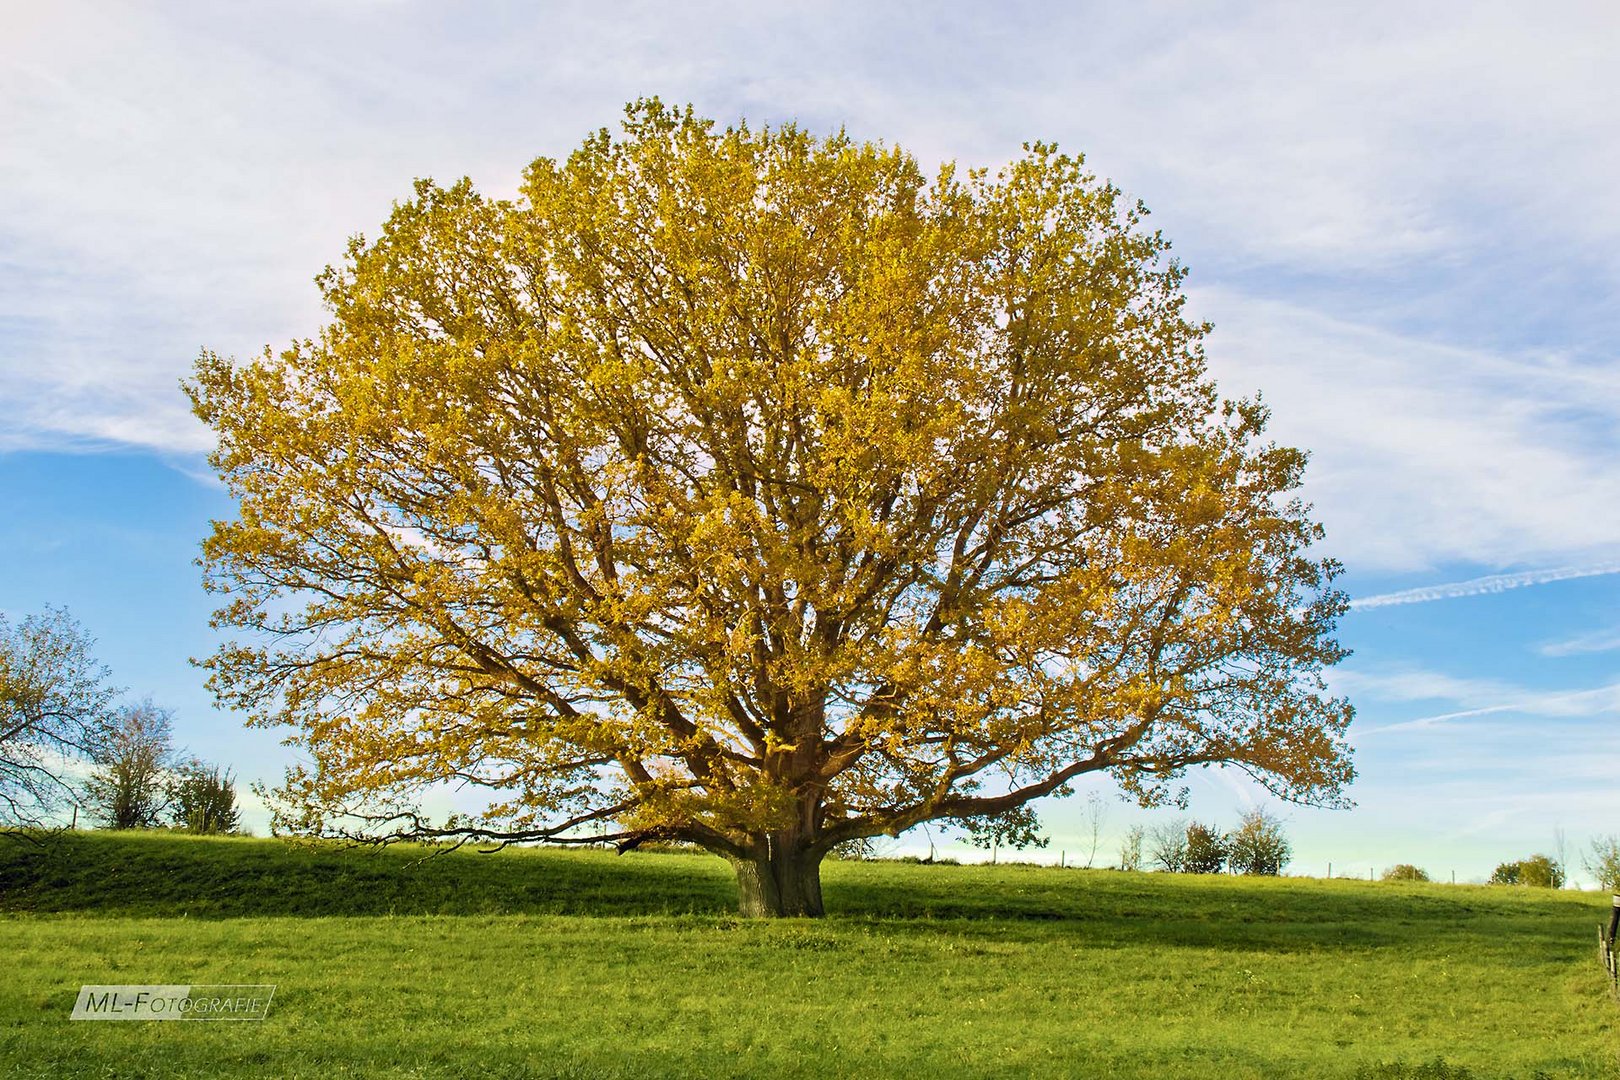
xmin=0 ymin=832 xmax=1613 ymax=1077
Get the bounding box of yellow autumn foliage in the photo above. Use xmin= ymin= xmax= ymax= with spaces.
xmin=187 ymin=100 xmax=1352 ymax=915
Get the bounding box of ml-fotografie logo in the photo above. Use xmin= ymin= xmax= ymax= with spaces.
xmin=70 ymin=984 xmax=276 ymax=1021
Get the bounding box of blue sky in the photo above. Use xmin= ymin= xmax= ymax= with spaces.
xmin=3 ymin=1 xmax=1618 ymax=881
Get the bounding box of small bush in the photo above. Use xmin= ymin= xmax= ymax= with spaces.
xmin=1183 ymin=822 xmax=1228 ymax=874
xmin=169 ymin=761 xmax=240 ymax=835
xmin=1226 ymin=808 xmax=1290 ymax=876
xmin=1381 ymin=864 xmax=1431 ymax=882
xmin=1489 ymin=854 xmax=1564 ymax=888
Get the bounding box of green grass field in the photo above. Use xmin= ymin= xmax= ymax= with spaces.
xmin=0 ymin=832 xmax=1614 ymax=1078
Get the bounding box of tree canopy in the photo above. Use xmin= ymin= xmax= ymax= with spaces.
xmin=0 ymin=607 xmax=117 ymax=834
xmin=188 ymin=100 xmax=1353 ymax=916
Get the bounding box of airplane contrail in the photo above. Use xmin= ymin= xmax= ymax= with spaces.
xmin=1350 ymin=559 xmax=1620 ymax=610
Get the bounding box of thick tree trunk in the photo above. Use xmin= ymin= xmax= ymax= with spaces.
xmin=730 ymin=843 xmax=826 ymax=917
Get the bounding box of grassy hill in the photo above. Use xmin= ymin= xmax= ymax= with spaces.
xmin=0 ymin=831 xmax=1614 ymax=1078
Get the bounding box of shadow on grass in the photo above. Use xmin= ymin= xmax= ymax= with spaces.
xmin=827 ymin=858 xmax=1603 ymax=956
xmin=0 ymin=832 xmax=736 ymax=918
xmin=0 ymin=832 xmax=1606 ymax=960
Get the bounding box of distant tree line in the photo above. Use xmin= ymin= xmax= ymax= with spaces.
xmin=0 ymin=607 xmax=240 ymax=838
xmin=78 ymin=698 xmax=240 ymax=834
xmin=1142 ymin=809 xmax=1292 ymax=876
xmin=1380 ymin=842 xmax=1620 ymax=889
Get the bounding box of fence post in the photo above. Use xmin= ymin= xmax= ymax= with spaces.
xmin=1609 ymin=896 xmax=1620 ymax=982
xmin=1602 ymin=896 xmax=1620 ymax=996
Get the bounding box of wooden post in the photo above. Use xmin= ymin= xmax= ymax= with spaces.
xmin=1603 ymin=897 xmax=1620 ymax=995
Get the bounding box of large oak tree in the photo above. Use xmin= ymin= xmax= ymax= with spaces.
xmin=189 ymin=101 xmax=1353 ymax=916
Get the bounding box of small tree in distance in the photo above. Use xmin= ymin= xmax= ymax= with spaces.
xmin=80 ymin=699 xmax=175 ymax=829
xmin=1183 ymin=822 xmax=1229 ymax=874
xmin=956 ymin=805 xmax=1049 ymax=864
xmin=1518 ymin=854 xmax=1565 ymax=889
xmin=1118 ymin=824 xmax=1145 ymax=872
xmin=170 ymin=761 xmax=240 ymax=835
xmin=1381 ymin=864 xmax=1430 ymax=882
xmin=1226 ymin=808 xmax=1290 ymax=876
xmin=1584 ymin=836 xmax=1620 ymax=892
xmin=0 ymin=608 xmax=118 ymax=834
xmin=1080 ymin=793 xmax=1108 ymax=869
xmin=1149 ymin=820 xmax=1188 ymax=872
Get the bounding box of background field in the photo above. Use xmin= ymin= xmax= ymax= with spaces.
xmin=0 ymin=833 xmax=1613 ymax=1078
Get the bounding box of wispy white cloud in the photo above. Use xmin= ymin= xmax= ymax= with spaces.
xmin=1359 ymin=699 xmax=1568 ymax=739
xmin=1198 ymin=289 xmax=1620 ymax=571
xmin=1344 ymin=670 xmax=1620 ymax=737
xmin=1354 ymin=704 xmax=1518 ymax=738
xmin=1350 ymin=561 xmax=1620 ymax=610
xmin=2 ymin=2 xmax=1618 ymax=581
xmin=1329 ymin=666 xmax=1519 ymax=706
xmin=1541 ymin=626 xmax=1620 ymax=658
